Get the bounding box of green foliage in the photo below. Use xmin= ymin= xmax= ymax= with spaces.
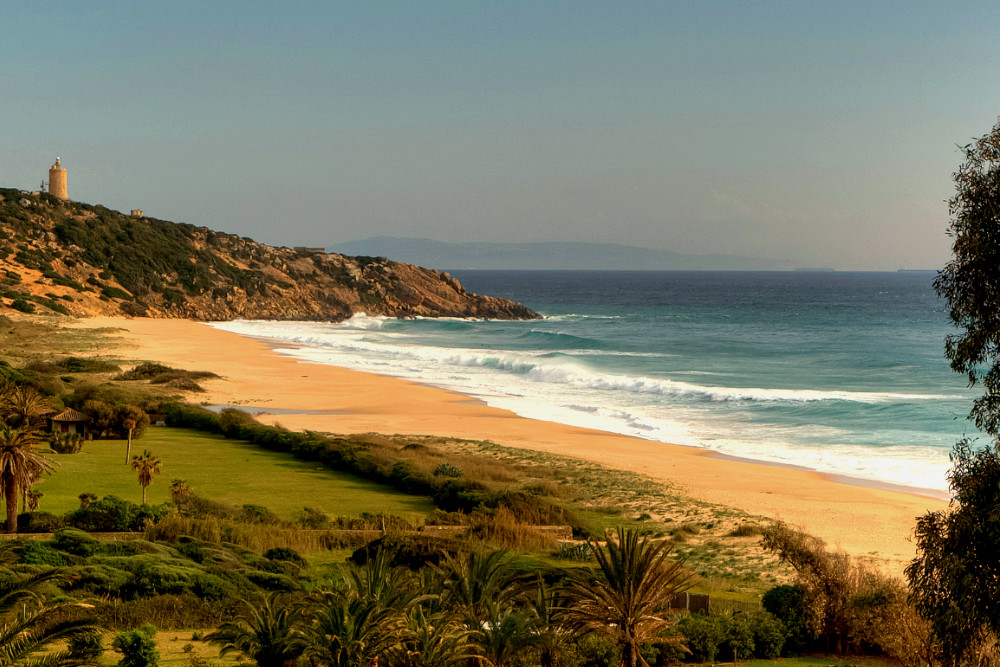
xmin=433 ymin=462 xmax=462 ymax=478
xmin=113 ymin=624 xmax=160 ymax=667
xmin=762 ymin=584 xmax=811 ymax=653
xmin=49 ymin=432 xmax=84 ymax=453
xmin=163 ymin=403 xmax=575 ymax=523
xmin=678 ymin=614 xmax=726 ymax=662
xmin=10 ymin=298 xmax=34 ymax=313
xmin=66 ymin=495 xmax=171 ymax=532
xmin=16 ymin=539 xmax=68 ymax=566
xmin=263 ymin=547 xmax=306 ymax=568
xmin=350 ymin=534 xmax=465 ymax=570
xmin=69 ymin=631 xmax=105 ymax=660
xmin=908 ymin=439 xmax=1000 ymax=665
xmin=574 ymin=633 xmax=622 ymax=667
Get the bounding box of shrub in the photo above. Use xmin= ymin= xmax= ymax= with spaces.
xmin=113 ymin=624 xmax=159 ymax=667
xmin=18 ymin=511 xmax=63 ymax=533
xmin=350 ymin=534 xmax=464 ymax=570
xmin=762 ymin=584 xmax=810 ymax=653
xmin=15 ymin=540 xmax=67 ymax=566
xmin=574 ymin=634 xmax=622 ymax=667
xmin=433 ymin=462 xmax=463 ymax=478
xmin=10 ymin=298 xmax=34 ymax=313
xmin=296 ymin=506 xmax=329 ymax=529
xmin=68 ymin=632 xmax=104 ymax=660
xmin=263 ymin=547 xmax=306 ymax=568
xmin=49 ymin=432 xmax=84 ymax=454
xmin=749 ymin=611 xmax=786 ymax=658
xmin=678 ymin=614 xmax=726 ymax=662
xmin=52 ymin=527 xmax=102 ymax=556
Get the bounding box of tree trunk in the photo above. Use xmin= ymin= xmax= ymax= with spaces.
xmin=125 ymin=428 xmax=133 ymax=464
xmin=4 ymin=473 xmax=17 ymax=534
xmin=141 ymin=485 xmax=147 ymax=504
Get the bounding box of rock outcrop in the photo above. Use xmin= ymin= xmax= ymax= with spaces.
xmin=0 ymin=189 xmax=539 ymax=321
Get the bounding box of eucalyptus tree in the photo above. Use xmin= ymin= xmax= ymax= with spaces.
xmin=909 ymin=119 xmax=1000 ymax=666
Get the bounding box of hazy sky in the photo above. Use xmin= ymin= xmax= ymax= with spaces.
xmin=3 ymin=1 xmax=999 ymax=270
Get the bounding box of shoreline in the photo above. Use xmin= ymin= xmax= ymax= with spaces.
xmin=229 ymin=324 xmax=953 ymax=504
xmin=72 ymin=316 xmax=950 ymax=574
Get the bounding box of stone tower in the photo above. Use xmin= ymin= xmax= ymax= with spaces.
xmin=48 ymin=157 xmax=68 ymax=200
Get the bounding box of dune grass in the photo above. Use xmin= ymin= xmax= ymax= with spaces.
xmin=37 ymin=426 xmax=435 ymax=522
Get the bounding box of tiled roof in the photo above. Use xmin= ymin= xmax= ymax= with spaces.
xmin=50 ymin=408 xmax=90 ymax=422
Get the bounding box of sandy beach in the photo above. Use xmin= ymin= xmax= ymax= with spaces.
xmin=74 ymin=316 xmax=949 ymax=573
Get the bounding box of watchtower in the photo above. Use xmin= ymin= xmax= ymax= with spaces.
xmin=48 ymin=157 xmax=68 ymax=200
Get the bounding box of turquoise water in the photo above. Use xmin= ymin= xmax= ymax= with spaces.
xmin=211 ymin=271 xmax=976 ymax=492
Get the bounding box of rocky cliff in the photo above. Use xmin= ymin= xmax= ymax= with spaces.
xmin=0 ymin=189 xmax=538 ymax=321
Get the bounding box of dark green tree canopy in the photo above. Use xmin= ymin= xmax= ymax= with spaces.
xmin=934 ymin=119 xmax=1000 ymax=435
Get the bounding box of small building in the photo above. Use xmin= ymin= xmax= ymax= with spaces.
xmin=49 ymin=408 xmax=89 ymax=436
xmin=130 ymin=209 xmax=144 ymax=218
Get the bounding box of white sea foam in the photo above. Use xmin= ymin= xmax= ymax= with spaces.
xmin=207 ymin=319 xmax=955 ymax=492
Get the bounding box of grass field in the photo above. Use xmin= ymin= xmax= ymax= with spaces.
xmin=37 ymin=426 xmax=436 ymax=521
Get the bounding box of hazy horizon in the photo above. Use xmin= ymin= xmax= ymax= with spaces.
xmin=4 ymin=2 xmax=999 ymax=271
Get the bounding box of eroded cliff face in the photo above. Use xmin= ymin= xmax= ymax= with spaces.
xmin=0 ymin=189 xmax=538 ymax=321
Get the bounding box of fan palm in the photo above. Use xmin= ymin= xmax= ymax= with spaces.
xmin=566 ymin=527 xmax=692 ymax=667
xmin=130 ymin=451 xmax=162 ymax=504
xmin=0 ymin=544 xmax=101 ymax=666
xmin=204 ymin=593 xmax=305 ymax=667
xmin=0 ymin=425 xmax=55 ymax=534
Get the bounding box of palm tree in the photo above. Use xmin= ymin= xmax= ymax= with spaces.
xmin=388 ymin=607 xmax=474 ymax=667
xmin=122 ymin=417 xmax=137 ymax=464
xmin=529 ymin=576 xmax=576 ymax=667
xmin=130 ymin=450 xmax=162 ymax=504
xmin=566 ymin=527 xmax=692 ymax=667
xmin=204 ymin=593 xmax=306 ymax=667
xmin=0 ymin=544 xmax=101 ymax=665
xmin=0 ymin=425 xmax=55 ymax=534
xmin=437 ymin=549 xmax=527 ymax=627
xmin=0 ymin=384 xmax=51 ymax=430
xmin=302 ymin=591 xmax=402 ymax=667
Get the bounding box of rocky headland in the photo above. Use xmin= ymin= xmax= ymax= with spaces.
xmin=0 ymin=189 xmax=538 ymax=321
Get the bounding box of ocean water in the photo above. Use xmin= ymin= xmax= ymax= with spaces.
xmin=209 ymin=271 xmax=978 ymax=493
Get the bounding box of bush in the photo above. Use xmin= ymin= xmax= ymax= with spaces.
xmin=574 ymin=634 xmax=622 ymax=667
xmin=10 ymin=298 xmax=34 ymax=313
xmin=433 ymin=462 xmax=462 ymax=478
xmin=68 ymin=632 xmax=104 ymax=660
xmin=66 ymin=495 xmax=171 ymax=532
xmin=49 ymin=432 xmax=84 ymax=454
xmin=113 ymin=624 xmax=159 ymax=667
xmin=17 ymin=511 xmax=63 ymax=533
xmin=350 ymin=535 xmax=464 ymax=570
xmin=761 ymin=583 xmax=812 ymax=653
xmin=678 ymin=614 xmax=726 ymax=662
xmin=749 ymin=611 xmax=786 ymax=658
xmin=263 ymin=547 xmax=306 ymax=568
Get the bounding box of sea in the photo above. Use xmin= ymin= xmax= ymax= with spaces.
xmin=209 ymin=270 xmax=980 ymax=495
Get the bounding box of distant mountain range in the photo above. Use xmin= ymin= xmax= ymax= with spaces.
xmin=328 ymin=237 xmax=788 ymax=271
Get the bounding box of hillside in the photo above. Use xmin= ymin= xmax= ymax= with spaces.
xmin=0 ymin=189 xmax=538 ymax=320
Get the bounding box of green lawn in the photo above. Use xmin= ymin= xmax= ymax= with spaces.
xmin=37 ymin=426 xmax=436 ymax=522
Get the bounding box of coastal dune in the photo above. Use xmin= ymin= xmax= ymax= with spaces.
xmin=75 ymin=317 xmax=948 ymax=573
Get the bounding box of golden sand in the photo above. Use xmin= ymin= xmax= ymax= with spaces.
xmin=75 ymin=317 xmax=948 ymax=572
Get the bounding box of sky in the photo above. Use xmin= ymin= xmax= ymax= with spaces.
xmin=2 ymin=1 xmax=999 ymax=270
